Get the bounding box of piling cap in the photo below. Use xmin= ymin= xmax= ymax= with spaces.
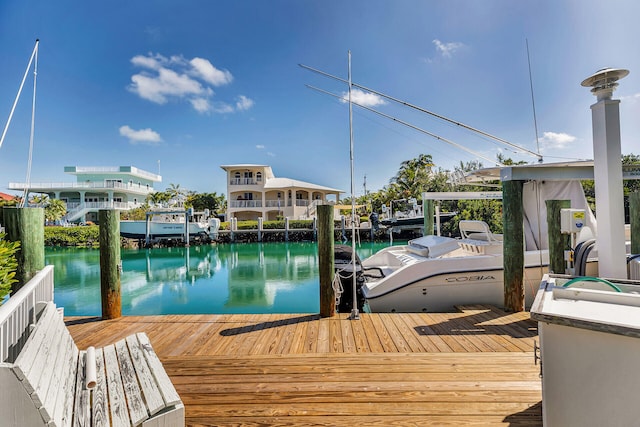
xmin=581 ymin=68 xmax=629 ymax=99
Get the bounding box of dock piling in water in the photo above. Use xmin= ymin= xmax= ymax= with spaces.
xmin=318 ymin=205 xmax=335 ymax=317
xmin=2 ymin=207 xmax=44 ymax=293
xmin=99 ymin=209 xmax=121 ymax=319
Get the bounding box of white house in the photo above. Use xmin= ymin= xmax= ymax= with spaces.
xmin=8 ymin=166 xmax=161 ymax=223
xmin=221 ymin=165 xmax=343 ymax=221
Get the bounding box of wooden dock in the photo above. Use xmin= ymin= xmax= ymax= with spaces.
xmin=66 ymin=305 xmax=542 ymax=426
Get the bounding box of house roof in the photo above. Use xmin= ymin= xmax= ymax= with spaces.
xmin=0 ymin=192 xmax=18 ymax=201
xmin=264 ymin=177 xmax=343 ymax=193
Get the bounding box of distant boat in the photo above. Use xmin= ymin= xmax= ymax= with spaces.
xmin=378 ymin=200 xmax=455 ymax=231
xmin=120 ymin=210 xmax=220 ymax=241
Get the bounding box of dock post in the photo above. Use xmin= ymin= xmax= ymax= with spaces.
xmin=313 ymin=217 xmax=317 ymax=241
xmin=546 ymin=200 xmax=571 ymax=274
xmin=2 ymin=207 xmax=44 ymax=293
xmin=145 ymin=212 xmax=151 ymax=247
xmin=631 ymin=192 xmax=640 ymax=255
xmin=258 ymin=217 xmax=263 ymax=242
xmin=318 ymin=205 xmax=335 ymax=317
xmin=285 ymin=217 xmax=289 ymax=242
xmin=423 ymin=200 xmax=434 ymax=236
xmin=99 ymin=209 xmax=121 ymax=319
xmin=502 ymin=180 xmax=525 ymax=312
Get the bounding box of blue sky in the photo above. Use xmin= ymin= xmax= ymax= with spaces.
xmin=1 ymin=1 xmax=640 ymax=198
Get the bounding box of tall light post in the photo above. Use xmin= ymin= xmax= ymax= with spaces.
xmin=581 ymin=68 xmax=629 ymax=279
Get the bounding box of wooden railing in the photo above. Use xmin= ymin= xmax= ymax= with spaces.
xmin=0 ymin=265 xmax=54 ymax=363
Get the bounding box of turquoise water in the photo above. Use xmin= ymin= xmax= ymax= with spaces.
xmin=46 ymin=242 xmax=397 ymax=316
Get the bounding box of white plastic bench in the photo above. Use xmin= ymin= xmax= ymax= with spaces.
xmin=0 ymin=301 xmax=184 ymax=427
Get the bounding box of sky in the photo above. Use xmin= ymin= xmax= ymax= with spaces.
xmin=1 ymin=1 xmax=640 ymax=199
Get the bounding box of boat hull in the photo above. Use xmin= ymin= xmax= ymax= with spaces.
xmin=120 ymin=221 xmax=208 ymax=240
xmin=361 ymin=246 xmax=550 ymax=312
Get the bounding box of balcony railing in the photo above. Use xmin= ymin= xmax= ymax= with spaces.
xmin=9 ymin=181 xmax=154 ymax=193
xmin=229 ymin=200 xmax=263 ymax=208
xmin=229 ymin=178 xmax=259 ymax=185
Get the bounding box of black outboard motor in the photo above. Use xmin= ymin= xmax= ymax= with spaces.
xmin=334 ymin=245 xmax=367 ymax=313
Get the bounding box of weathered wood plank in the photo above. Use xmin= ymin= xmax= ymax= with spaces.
xmin=115 ymin=338 xmax=148 ymax=425
xmin=104 ymin=343 xmax=132 ymax=426
xmin=73 ymin=350 xmax=90 ymax=427
xmin=12 ymin=302 xmax=58 ymax=382
xmin=137 ymin=332 xmax=182 ymax=406
xmin=92 ymin=347 xmax=110 ymax=427
xmin=126 ymin=334 xmax=165 ymax=416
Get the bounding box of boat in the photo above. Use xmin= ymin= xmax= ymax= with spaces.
xmin=120 ymin=210 xmax=220 ymax=241
xmin=337 ymin=177 xmax=601 ymax=313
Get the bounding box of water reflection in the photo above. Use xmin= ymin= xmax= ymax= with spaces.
xmin=46 ymin=241 xmax=395 ymax=316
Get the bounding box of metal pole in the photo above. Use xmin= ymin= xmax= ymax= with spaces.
xmin=348 ymin=51 xmax=359 ymax=320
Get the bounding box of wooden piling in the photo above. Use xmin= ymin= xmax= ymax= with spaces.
xmin=546 ymin=200 xmax=571 ymax=274
xmin=2 ymin=207 xmax=44 ymax=293
xmin=631 ymin=192 xmax=640 ymax=255
xmin=424 ymin=200 xmax=434 ymax=236
xmin=502 ymin=180 xmax=524 ymax=312
xmin=318 ymin=205 xmax=335 ymax=317
xmin=99 ymin=210 xmax=121 ymax=319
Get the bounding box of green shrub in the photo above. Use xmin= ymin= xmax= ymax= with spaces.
xmin=0 ymin=232 xmax=20 ymax=304
xmin=44 ymin=225 xmax=100 ymax=247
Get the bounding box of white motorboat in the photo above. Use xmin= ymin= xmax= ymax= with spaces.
xmin=354 ymin=179 xmax=599 ymax=313
xmin=120 ymin=211 xmax=220 ymax=241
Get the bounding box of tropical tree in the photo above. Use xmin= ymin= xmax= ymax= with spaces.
xmin=186 ymin=192 xmax=226 ymax=214
xmin=44 ymin=199 xmax=67 ymax=223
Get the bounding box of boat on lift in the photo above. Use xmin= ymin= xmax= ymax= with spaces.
xmin=120 ymin=209 xmax=220 ymax=241
xmin=345 ymin=173 xmax=603 ymax=313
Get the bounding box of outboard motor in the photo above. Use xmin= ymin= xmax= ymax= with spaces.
xmin=334 ymin=245 xmax=367 ymax=313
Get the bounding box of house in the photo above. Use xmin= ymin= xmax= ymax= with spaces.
xmin=8 ymin=166 xmax=161 ymax=223
xmin=221 ymin=165 xmax=343 ymax=221
xmin=0 ymin=192 xmax=18 ymax=202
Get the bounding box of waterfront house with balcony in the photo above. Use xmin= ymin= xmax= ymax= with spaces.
xmin=8 ymin=166 xmax=161 ymax=223
xmin=221 ymin=165 xmax=343 ymax=221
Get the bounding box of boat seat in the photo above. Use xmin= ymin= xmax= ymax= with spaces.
xmin=459 ymin=220 xmax=502 ymax=243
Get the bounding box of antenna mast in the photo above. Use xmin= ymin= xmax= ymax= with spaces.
xmin=526 ymin=39 xmax=542 ymax=162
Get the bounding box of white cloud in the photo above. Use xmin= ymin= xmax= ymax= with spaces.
xmin=190 ymin=57 xmax=233 ymax=86
xmin=256 ymin=144 xmax=265 ymax=149
xmin=433 ymin=39 xmax=465 ymax=58
xmin=236 ymin=95 xmax=255 ymax=111
xmin=340 ymin=88 xmax=386 ymax=107
xmin=621 ymin=93 xmax=640 ymax=104
xmin=128 ymin=53 xmax=246 ymax=114
xmin=119 ymin=125 xmax=162 ymax=144
xmin=539 ymin=131 xmax=577 ymax=150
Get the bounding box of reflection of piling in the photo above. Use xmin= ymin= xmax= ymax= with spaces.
xmin=546 ymin=200 xmax=571 ymax=274
xmin=318 ymin=205 xmax=335 ymax=317
xmin=99 ymin=210 xmax=121 ymax=319
xmin=2 ymin=207 xmax=44 ymax=293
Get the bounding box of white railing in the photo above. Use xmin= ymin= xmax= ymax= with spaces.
xmin=9 ymin=181 xmax=154 ymax=193
xmin=265 ymin=199 xmax=283 ymax=208
xmin=229 ymin=178 xmax=258 ymax=185
xmin=229 ymin=200 xmax=263 ymax=208
xmin=0 ymin=266 xmax=54 ymax=363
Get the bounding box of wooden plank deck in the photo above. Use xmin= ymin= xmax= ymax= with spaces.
xmin=66 ymin=305 xmax=542 ymax=426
